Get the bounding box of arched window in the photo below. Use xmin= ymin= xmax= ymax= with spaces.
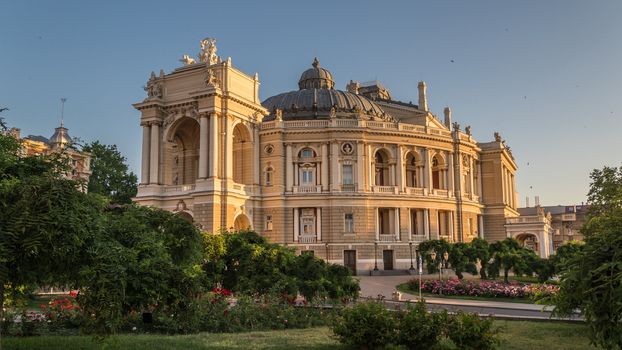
xmin=431 ymin=155 xmax=445 ymax=190
xmin=298 ymin=148 xmax=317 ymax=187
xmin=374 ymin=150 xmax=390 ymax=186
xmin=405 ymin=152 xmax=418 ymax=188
xmin=300 ymin=148 xmax=315 ymax=158
xmin=233 ymin=124 xmax=253 ymax=185
xmin=264 ymin=166 xmax=274 ymax=186
xmin=169 ymin=117 xmax=200 ymax=185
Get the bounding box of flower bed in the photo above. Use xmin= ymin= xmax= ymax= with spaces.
xmin=407 ymin=279 xmax=558 ymax=299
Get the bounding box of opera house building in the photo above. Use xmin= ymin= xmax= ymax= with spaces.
xmin=133 ymin=39 xmax=528 ymax=274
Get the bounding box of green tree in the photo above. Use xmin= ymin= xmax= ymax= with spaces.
xmin=418 ymin=239 xmax=451 ymax=274
xmin=202 ymin=230 xmax=359 ymax=301
xmin=553 ymin=166 xmax=622 ymax=349
xmin=78 ymin=205 xmax=204 ymax=335
xmin=448 ymin=242 xmax=478 ymax=279
xmin=469 ymin=238 xmax=491 ymax=279
xmin=487 ymin=238 xmax=535 ymax=283
xmin=0 ymin=121 xmax=103 ymax=338
xmin=82 ymin=141 xmax=137 ymax=204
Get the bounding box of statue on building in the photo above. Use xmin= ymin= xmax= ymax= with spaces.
xmin=180 ymin=54 xmax=196 ymax=65
xmin=346 ymin=80 xmax=360 ymax=94
xmin=205 ymin=69 xmax=220 ymax=87
xmin=199 ymin=37 xmax=220 ymax=65
xmin=465 ymin=125 xmax=472 ymax=136
xmin=144 ymin=71 xmax=162 ymax=99
xmin=452 ymin=121 xmax=460 ymax=132
xmin=494 ymin=131 xmax=502 ymax=142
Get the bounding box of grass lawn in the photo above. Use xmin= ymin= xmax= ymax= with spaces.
xmin=396 ymin=282 xmax=539 ymax=304
xmin=1 ymin=321 xmax=595 ymax=350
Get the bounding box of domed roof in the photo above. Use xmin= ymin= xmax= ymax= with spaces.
xmin=298 ymin=58 xmax=335 ymax=90
xmin=262 ymin=59 xmax=395 ymax=122
xmin=49 ymin=125 xmax=72 ymax=149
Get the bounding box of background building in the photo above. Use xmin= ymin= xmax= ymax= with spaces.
xmin=517 ymin=204 xmax=587 ymax=251
xmin=133 ymin=39 xmax=522 ymax=274
xmin=5 ymin=124 xmax=92 ymax=191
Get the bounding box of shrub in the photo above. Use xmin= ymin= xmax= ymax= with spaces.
xmin=396 ymin=301 xmax=446 ymax=349
xmin=446 ymin=312 xmax=500 ymax=350
xmin=332 ymin=301 xmax=397 ymax=350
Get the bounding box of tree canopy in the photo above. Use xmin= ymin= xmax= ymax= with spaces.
xmin=82 ymin=141 xmax=138 ymax=204
xmin=553 ymin=166 xmax=622 ymax=349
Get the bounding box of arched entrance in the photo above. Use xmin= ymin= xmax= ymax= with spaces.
xmin=176 ymin=211 xmax=194 ymax=223
xmin=516 ymin=233 xmax=539 ymax=253
xmin=233 ymin=214 xmax=251 ymax=231
xmin=169 ymin=117 xmax=200 ymax=185
xmin=232 ymin=123 xmax=253 ymax=185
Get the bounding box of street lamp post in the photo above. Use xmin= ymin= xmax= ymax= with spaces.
xmin=373 ymin=242 xmax=378 ymax=271
xmin=417 ymin=253 xmax=423 ymax=301
xmin=409 ymin=242 xmax=415 ymax=271
xmin=430 ymin=251 xmax=440 ymax=296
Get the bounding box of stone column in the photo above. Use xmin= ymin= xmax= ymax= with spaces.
xmin=396 ymin=145 xmax=404 ymax=192
xmin=477 ymin=161 xmax=483 ymax=199
xmin=357 ymin=142 xmax=365 ymax=192
xmin=253 ymin=125 xmax=260 ymax=185
xmin=368 ymin=144 xmax=374 ymax=188
xmin=449 ymin=211 xmax=455 ymax=241
xmin=424 ymin=149 xmax=432 ymax=192
xmin=209 ymin=113 xmax=219 ymax=178
xmin=321 ymin=143 xmax=329 ymax=191
xmin=316 ymin=208 xmax=322 ymax=241
xmin=394 ymin=208 xmax=400 ymax=241
xmin=198 ymin=114 xmax=209 ymax=179
xmin=478 ymin=215 xmax=484 ymax=238
xmin=149 ymin=122 xmax=160 ymax=184
xmin=469 ymin=157 xmax=475 ymax=199
xmin=285 ymin=144 xmax=293 ymax=192
xmin=141 ymin=123 xmax=151 ymax=184
xmin=225 ymin=117 xmax=233 ymax=179
xmin=293 ymin=163 xmax=299 ymax=186
xmin=448 ymin=152 xmax=455 ymax=194
xmin=293 ymin=208 xmax=299 ymax=242
xmin=424 ymin=209 xmax=430 ymax=240
xmin=331 ymin=142 xmax=340 ymax=191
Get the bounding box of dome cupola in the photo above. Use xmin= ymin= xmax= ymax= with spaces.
xmin=298 ymin=58 xmax=335 ymax=90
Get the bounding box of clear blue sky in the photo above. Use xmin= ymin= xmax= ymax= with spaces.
xmin=2 ymin=0 xmax=621 ymax=206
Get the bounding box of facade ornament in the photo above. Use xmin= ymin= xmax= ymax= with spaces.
xmin=494 ymin=132 xmax=502 ymax=142
xmin=465 ymin=125 xmax=472 ymax=136
xmin=274 ymin=108 xmax=283 ymax=121
xmin=346 ymin=80 xmax=360 ymax=94
xmin=180 ymin=54 xmax=196 ymax=65
xmin=204 ymin=68 xmax=221 ymax=88
xmin=341 ymin=142 xmax=354 ymax=155
xmin=175 ymin=200 xmax=187 ymax=212
xmin=144 ymin=71 xmax=163 ymax=99
xmin=198 ymin=37 xmax=220 ymax=65
xmin=329 ymin=105 xmax=337 ymax=119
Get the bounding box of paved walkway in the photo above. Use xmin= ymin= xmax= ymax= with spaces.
xmin=356 ymin=275 xmax=555 ymax=313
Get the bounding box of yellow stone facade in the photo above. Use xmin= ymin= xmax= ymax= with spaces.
xmin=133 ymin=39 xmax=520 ymax=273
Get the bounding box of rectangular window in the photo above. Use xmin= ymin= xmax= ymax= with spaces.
xmin=302 ymin=170 xmax=314 ymax=185
xmin=344 ymin=213 xmax=354 ymax=233
xmin=410 ymin=210 xmax=418 ymax=236
xmin=265 ymin=171 xmax=272 ymax=185
xmin=265 ymin=215 xmax=273 ymax=231
xmin=342 ymin=165 xmax=353 ymax=185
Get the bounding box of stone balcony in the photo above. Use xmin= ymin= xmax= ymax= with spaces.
xmin=260 ymin=119 xmax=460 ymax=141
xmin=293 ymin=185 xmax=322 ymax=193
xmin=378 ymin=234 xmax=398 ymax=242
xmin=298 ymin=235 xmax=318 ymax=243
xmin=372 ymin=185 xmax=398 ymax=194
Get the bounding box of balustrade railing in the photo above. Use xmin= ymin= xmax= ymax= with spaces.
xmin=373 ymin=185 xmax=398 ymax=194
xmin=293 ymin=185 xmax=322 ymax=193
xmin=378 ymin=234 xmax=398 ymax=242
xmin=299 ymin=235 xmax=318 ymax=243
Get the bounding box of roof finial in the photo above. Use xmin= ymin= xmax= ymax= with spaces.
xmin=60 ymin=97 xmax=67 ymax=127
xmin=312 ymin=57 xmax=320 ymax=68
